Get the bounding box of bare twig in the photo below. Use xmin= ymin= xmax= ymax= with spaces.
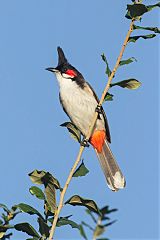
xmin=49 ymin=18 xmax=135 ymax=240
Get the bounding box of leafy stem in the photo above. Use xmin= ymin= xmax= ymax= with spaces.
xmin=48 ymin=18 xmax=135 ymax=240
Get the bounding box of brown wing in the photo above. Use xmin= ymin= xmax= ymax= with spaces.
xmin=85 ymin=82 xmax=111 ymax=143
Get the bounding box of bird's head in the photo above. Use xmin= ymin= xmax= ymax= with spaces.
xmin=46 ymin=47 xmax=82 ymax=80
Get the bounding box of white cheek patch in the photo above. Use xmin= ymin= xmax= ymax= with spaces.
xmin=62 ymin=73 xmax=74 ymax=79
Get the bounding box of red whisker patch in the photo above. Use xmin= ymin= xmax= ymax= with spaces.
xmin=65 ymin=69 xmax=77 ymax=77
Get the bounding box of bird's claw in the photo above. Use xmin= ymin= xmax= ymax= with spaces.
xmin=95 ymin=105 xmax=102 ymax=114
xmin=80 ymin=138 xmax=89 ymax=148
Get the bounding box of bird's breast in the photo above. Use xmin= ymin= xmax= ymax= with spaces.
xmin=59 ymin=80 xmax=104 ymax=136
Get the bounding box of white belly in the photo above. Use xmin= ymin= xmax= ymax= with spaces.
xmin=58 ymin=77 xmax=105 ymax=136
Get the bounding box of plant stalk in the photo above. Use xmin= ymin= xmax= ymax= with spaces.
xmin=49 ymin=18 xmax=135 ymax=240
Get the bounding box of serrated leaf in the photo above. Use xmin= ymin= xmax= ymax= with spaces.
xmin=28 ymin=170 xmax=46 ymax=184
xmin=65 ymin=195 xmax=100 ymax=214
xmin=79 ymin=224 xmax=88 ymax=240
xmin=101 ymin=53 xmax=112 ymax=77
xmin=147 ymin=2 xmax=160 ymax=12
xmin=104 ymin=92 xmax=114 ymax=102
xmin=73 ymin=161 xmax=89 ymax=177
xmin=128 ymin=34 xmax=156 ymax=43
xmin=29 ymin=186 xmax=45 ymax=200
xmin=60 ymin=122 xmax=81 ymax=143
xmin=14 ymin=223 xmax=40 ymax=238
xmin=119 ymin=57 xmax=137 ymax=66
xmin=126 ymin=4 xmax=148 ymax=19
xmin=111 ymin=79 xmax=141 ymax=90
xmin=93 ymin=225 xmax=105 ymax=238
xmin=37 ymin=217 xmax=50 ymax=238
xmin=16 ymin=203 xmax=44 ymax=220
xmin=133 ymin=25 xmax=160 ymax=34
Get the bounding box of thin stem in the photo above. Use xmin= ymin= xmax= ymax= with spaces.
xmin=49 ymin=18 xmax=135 ymax=240
xmin=92 ymin=216 xmax=102 ymax=240
xmin=49 ymin=146 xmax=84 ymax=239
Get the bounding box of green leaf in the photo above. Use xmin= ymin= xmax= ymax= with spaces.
xmin=104 ymin=220 xmax=117 ymax=227
xmin=26 ymin=238 xmax=39 ymax=240
xmin=42 ymin=172 xmax=61 ymax=190
xmin=16 ymin=203 xmax=44 ymax=220
xmin=147 ymin=2 xmax=160 ymax=12
xmin=119 ymin=57 xmax=137 ymax=66
xmin=97 ymin=238 xmax=109 ymax=240
xmin=85 ymin=209 xmax=97 ymax=223
xmin=0 ymin=232 xmax=12 ymax=239
xmin=44 ymin=201 xmax=54 ymax=217
xmin=79 ymin=224 xmax=88 ymax=240
xmin=93 ymin=225 xmax=105 ymax=238
xmin=44 ymin=175 xmax=57 ymax=213
xmin=29 ymin=170 xmax=61 ymax=213
xmin=0 ymin=232 xmax=5 ymax=238
xmin=65 ymin=195 xmax=100 ymax=214
xmin=0 ymin=225 xmax=13 ymax=232
xmin=100 ymin=205 xmax=117 ymax=221
xmin=14 ymin=223 xmax=40 ymax=238
xmin=73 ymin=161 xmax=89 ymax=177
xmin=128 ymin=34 xmax=156 ymax=43
xmin=37 ymin=217 xmax=50 ymax=238
xmin=104 ymin=92 xmax=114 ymax=101
xmin=29 ymin=186 xmax=45 ymax=200
xmin=125 ymin=2 xmax=160 ymax=19
xmin=126 ymin=4 xmax=148 ymax=18
xmin=101 ymin=53 xmax=112 ymax=77
xmin=133 ymin=25 xmax=160 ymax=34
xmin=57 ymin=217 xmax=79 ymax=229
xmin=42 ymin=172 xmax=62 ymax=213
xmin=111 ymin=79 xmax=141 ymax=90
xmin=60 ymin=122 xmax=81 ymax=143
xmin=0 ymin=204 xmax=10 ymax=214
xmin=28 ymin=170 xmax=46 ymax=184
xmin=100 ymin=205 xmax=118 ymax=215
xmin=81 ymin=221 xmax=94 ymax=231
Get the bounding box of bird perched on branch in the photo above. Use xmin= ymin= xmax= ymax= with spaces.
xmin=46 ymin=47 xmax=125 ymax=191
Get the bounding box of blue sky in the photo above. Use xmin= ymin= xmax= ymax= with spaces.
xmin=0 ymin=0 xmax=159 ymax=239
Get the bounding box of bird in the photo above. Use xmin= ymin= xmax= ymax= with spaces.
xmin=46 ymin=47 xmax=126 ymax=191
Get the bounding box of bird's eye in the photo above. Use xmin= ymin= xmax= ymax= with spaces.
xmin=62 ymin=67 xmax=68 ymax=73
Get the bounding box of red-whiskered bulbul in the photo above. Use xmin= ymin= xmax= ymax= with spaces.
xmin=46 ymin=47 xmax=126 ymax=191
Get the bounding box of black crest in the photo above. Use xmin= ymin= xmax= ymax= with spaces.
xmin=57 ymin=47 xmax=68 ymax=66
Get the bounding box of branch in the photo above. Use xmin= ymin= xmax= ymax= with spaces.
xmin=49 ymin=18 xmax=135 ymax=240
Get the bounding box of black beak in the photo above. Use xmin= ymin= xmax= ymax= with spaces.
xmin=45 ymin=67 xmax=58 ymax=73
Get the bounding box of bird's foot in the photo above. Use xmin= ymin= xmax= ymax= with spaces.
xmin=80 ymin=138 xmax=89 ymax=148
xmin=95 ymin=105 xmax=103 ymax=114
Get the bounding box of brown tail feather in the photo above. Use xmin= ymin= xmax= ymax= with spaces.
xmin=95 ymin=140 xmax=126 ymax=191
